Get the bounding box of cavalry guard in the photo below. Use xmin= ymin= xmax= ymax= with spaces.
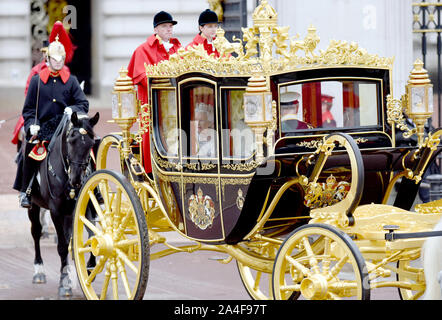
xmin=14 ymin=22 xmax=89 ymax=208
xmin=186 ymin=9 xmax=220 ymax=57
xmin=127 ymin=11 xmax=181 ymax=174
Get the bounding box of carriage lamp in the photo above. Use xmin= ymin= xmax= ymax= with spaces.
xmin=112 ymin=67 xmax=140 ymax=156
xmin=243 ymin=73 xmax=274 ymax=163
xmin=406 ymin=59 xmax=434 ymax=146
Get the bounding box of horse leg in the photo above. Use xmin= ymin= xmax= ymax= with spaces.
xmin=50 ymin=210 xmax=73 ymax=298
xmin=28 ymin=203 xmax=47 ymax=284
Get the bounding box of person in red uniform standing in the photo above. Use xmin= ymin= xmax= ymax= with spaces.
xmin=186 ymin=9 xmax=220 ymax=57
xmin=127 ymin=11 xmax=181 ymax=173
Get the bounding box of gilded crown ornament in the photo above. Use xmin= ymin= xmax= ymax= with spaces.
xmin=146 ymin=0 xmax=393 ymax=79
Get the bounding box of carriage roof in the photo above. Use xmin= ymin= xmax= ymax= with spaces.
xmin=145 ymin=1 xmax=394 ymax=80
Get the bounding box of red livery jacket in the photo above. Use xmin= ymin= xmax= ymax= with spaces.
xmin=127 ymin=34 xmax=181 ymax=173
xmin=127 ymin=34 xmax=181 ymax=104
xmin=186 ymin=34 xmax=220 ymax=58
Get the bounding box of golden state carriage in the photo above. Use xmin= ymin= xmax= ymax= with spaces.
xmin=72 ymin=0 xmax=442 ymax=300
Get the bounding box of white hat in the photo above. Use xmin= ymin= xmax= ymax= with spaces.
xmin=280 ymin=91 xmax=300 ymax=104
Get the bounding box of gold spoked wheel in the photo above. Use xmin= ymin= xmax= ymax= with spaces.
xmin=272 ymin=224 xmax=370 ymax=300
xmin=396 ymin=260 xmax=425 ymax=300
xmin=237 ymin=260 xmax=273 ymax=300
xmin=236 ymin=240 xmax=305 ymax=300
xmin=73 ymin=169 xmax=149 ymax=300
xmin=236 ymin=241 xmax=279 ymax=300
xmin=96 ymin=134 xmax=125 ymax=171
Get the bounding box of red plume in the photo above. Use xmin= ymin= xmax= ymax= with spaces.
xmin=49 ymin=21 xmax=75 ymax=64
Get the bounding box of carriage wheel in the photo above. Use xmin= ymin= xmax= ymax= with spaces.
xmin=73 ymin=170 xmax=149 ymax=300
xmin=236 ymin=239 xmax=316 ymax=300
xmin=237 ymin=260 xmax=273 ymax=300
xmin=396 ymin=260 xmax=426 ymax=300
xmin=236 ymin=241 xmax=280 ymax=300
xmin=96 ymin=135 xmax=125 ymax=171
xmin=272 ymin=224 xmax=370 ymax=300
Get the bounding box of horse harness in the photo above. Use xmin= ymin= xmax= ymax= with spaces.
xmin=46 ymin=116 xmax=93 ymax=200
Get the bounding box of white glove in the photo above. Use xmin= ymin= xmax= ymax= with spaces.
xmin=30 ymin=125 xmax=40 ymax=136
xmin=64 ymin=107 xmax=73 ymax=116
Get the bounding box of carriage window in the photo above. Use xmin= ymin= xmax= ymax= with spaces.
xmin=181 ymin=84 xmax=217 ymax=159
xmin=280 ymin=80 xmax=380 ymax=133
xmin=222 ymin=89 xmax=255 ymax=158
xmin=153 ymin=89 xmax=178 ymax=157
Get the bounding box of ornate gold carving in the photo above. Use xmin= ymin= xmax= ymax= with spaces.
xmin=404 ymin=129 xmax=442 ymax=183
xmin=296 ymin=137 xmax=368 ymax=149
xmin=296 ymin=139 xmax=324 ymax=149
xmin=188 ymin=187 xmax=216 ymax=230
xmin=222 ymin=161 xmax=260 ymax=171
xmin=184 ymin=162 xmax=217 ymax=171
xmin=386 ymin=94 xmax=416 ymax=139
xmin=153 ymin=150 xmax=180 ymax=170
xmin=213 ymin=28 xmax=244 ymax=58
xmin=145 ymin=0 xmax=394 ymax=79
xmin=138 ymin=104 xmax=151 ymax=137
xmin=415 ymin=199 xmax=442 ymax=214
xmin=318 ymin=39 xmax=393 ymax=67
xmin=290 ymin=25 xmax=320 ymax=61
xmin=347 ymin=204 xmax=442 ymax=235
xmin=304 ymin=174 xmax=351 ymax=209
xmin=253 ymin=0 xmax=277 ymax=28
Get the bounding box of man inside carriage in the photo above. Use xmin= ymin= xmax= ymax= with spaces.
xmin=13 ymin=21 xmax=89 ymax=208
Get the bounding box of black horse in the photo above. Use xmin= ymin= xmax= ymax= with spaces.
xmin=27 ymin=111 xmax=99 ymax=297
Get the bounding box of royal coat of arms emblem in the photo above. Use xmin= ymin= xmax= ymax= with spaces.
xmin=304 ymin=174 xmax=351 ymax=209
xmin=188 ymin=187 xmax=216 ymax=230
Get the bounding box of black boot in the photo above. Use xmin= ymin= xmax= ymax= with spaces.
xmin=20 ymin=142 xmax=38 ymax=209
xmin=19 ymin=192 xmax=31 ymax=209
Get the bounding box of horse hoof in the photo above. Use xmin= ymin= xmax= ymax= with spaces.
xmin=58 ymin=286 xmax=73 ymax=298
xmin=33 ymin=273 xmax=47 ymax=284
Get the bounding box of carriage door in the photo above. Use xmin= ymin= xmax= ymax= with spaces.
xmin=179 ymin=79 xmax=223 ymax=241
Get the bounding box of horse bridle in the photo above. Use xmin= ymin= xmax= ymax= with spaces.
xmin=52 ymin=119 xmax=93 ymax=199
xmin=66 ymin=122 xmax=95 ymax=189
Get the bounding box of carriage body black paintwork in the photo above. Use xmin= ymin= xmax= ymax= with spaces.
xmin=148 ymin=66 xmax=441 ymax=245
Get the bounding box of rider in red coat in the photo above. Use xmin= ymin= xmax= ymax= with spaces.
xmin=127 ymin=11 xmax=181 ymax=173
xmin=186 ymin=9 xmax=220 ymax=58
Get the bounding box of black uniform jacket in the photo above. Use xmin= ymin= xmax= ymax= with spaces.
xmin=22 ymin=70 xmax=89 ymax=139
